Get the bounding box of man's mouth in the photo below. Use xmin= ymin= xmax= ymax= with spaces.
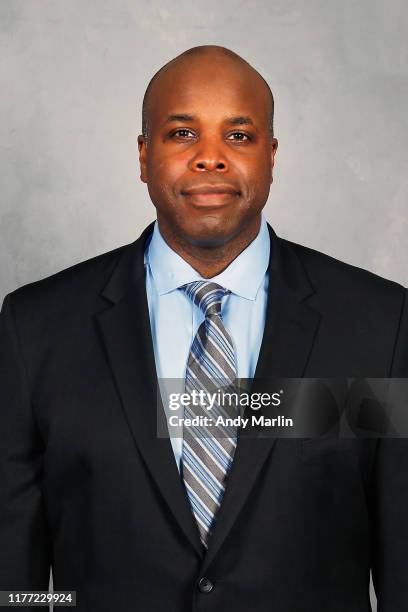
xmin=181 ymin=184 xmax=240 ymax=207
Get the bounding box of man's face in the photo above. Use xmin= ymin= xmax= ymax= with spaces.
xmin=138 ymin=55 xmax=278 ymax=248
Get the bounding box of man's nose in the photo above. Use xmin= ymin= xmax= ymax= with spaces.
xmin=188 ymin=140 xmax=228 ymax=172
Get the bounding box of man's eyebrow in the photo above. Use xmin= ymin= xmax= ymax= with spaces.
xmin=164 ymin=114 xmax=255 ymax=126
xmin=165 ymin=114 xmax=195 ymax=123
xmin=225 ymin=116 xmax=254 ymax=126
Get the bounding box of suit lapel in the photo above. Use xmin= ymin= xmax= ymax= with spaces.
xmin=95 ymin=224 xmax=203 ymax=558
xmin=200 ymin=225 xmax=321 ymax=573
xmin=94 ymin=222 xmax=321 ymax=569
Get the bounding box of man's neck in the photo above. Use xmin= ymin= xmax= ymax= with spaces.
xmin=156 ymin=216 xmax=262 ymax=279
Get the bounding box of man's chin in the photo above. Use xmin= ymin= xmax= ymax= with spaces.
xmin=179 ymin=220 xmax=241 ymax=249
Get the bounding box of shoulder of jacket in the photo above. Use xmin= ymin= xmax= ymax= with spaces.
xmin=280 ymin=236 xmax=405 ymax=298
xmin=4 ymin=241 xmax=132 ymax=315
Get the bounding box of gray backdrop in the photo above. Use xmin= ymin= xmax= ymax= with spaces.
xmin=2 ymin=0 xmax=408 ymax=608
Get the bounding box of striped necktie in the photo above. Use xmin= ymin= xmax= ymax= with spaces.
xmin=179 ymin=280 xmax=238 ymax=548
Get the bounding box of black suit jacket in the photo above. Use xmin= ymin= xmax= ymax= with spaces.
xmin=1 ymin=223 xmax=407 ymax=612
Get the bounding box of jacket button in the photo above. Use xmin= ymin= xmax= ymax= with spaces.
xmin=198 ymin=577 xmax=214 ymax=593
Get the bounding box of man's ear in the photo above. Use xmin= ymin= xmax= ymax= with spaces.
xmin=137 ymin=134 xmax=148 ymax=183
xmin=270 ymin=138 xmax=278 ymax=184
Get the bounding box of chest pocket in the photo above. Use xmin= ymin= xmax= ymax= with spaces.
xmin=301 ymin=438 xmax=357 ymax=464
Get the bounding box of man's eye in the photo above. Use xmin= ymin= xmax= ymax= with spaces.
xmin=172 ymin=129 xmax=195 ymax=139
xmin=227 ymin=132 xmax=250 ymax=141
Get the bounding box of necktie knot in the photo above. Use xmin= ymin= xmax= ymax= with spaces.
xmin=179 ymin=281 xmax=228 ymax=318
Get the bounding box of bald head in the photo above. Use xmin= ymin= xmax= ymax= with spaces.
xmin=137 ymin=44 xmax=279 ymax=262
xmin=141 ymin=45 xmax=274 ymax=141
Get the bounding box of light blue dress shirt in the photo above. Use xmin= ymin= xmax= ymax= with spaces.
xmin=144 ymin=215 xmax=271 ymax=471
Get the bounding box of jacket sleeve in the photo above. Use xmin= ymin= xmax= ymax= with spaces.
xmin=371 ymin=288 xmax=408 ymax=610
xmin=0 ymin=292 xmax=51 ymax=589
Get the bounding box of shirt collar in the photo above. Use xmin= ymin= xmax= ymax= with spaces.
xmin=144 ymin=214 xmax=270 ymax=301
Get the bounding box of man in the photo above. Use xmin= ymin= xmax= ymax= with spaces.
xmin=0 ymin=45 xmax=407 ymax=611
